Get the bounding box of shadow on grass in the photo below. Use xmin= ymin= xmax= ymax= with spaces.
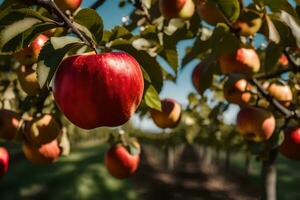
xmin=0 ymin=143 xmax=137 ymax=200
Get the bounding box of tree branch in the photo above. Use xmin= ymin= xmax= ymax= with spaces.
xmin=35 ymin=0 xmax=97 ymax=52
xmin=90 ymin=0 xmax=106 ymax=10
xmin=251 ymin=78 xmax=298 ymax=119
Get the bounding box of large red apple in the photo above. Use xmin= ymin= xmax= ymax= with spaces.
xmin=105 ymin=144 xmax=140 ymax=179
xmin=22 ymin=140 xmax=62 ymax=165
xmin=54 ymin=0 xmax=82 ymax=12
xmin=0 ymin=147 xmax=9 ymax=177
xmin=236 ymin=106 xmax=275 ymax=142
xmin=219 ymin=48 xmax=260 ymax=76
xmin=279 ymin=127 xmax=300 ymax=160
xmin=150 ymin=98 xmax=181 ymax=129
xmin=159 ymin=0 xmax=195 ymax=19
xmin=53 ymin=52 xmax=144 ymax=129
xmin=14 ymin=34 xmax=48 ymax=66
xmin=0 ymin=109 xmax=20 ymax=140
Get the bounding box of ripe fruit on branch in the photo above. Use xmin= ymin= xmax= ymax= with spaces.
xmin=0 ymin=147 xmax=9 ymax=177
xmin=197 ymin=0 xmax=225 ymax=25
xmin=279 ymin=127 xmax=300 ymax=160
xmin=150 ymin=98 xmax=181 ymax=129
xmin=0 ymin=110 xmax=20 ymax=140
xmin=22 ymin=140 xmax=62 ymax=165
xmin=278 ymin=54 xmax=289 ymax=67
xmin=53 ymin=52 xmax=144 ymax=129
xmin=17 ymin=65 xmax=40 ymax=96
xmin=223 ymin=76 xmax=252 ymax=105
xmin=54 ymin=0 xmax=82 ymax=12
xmin=192 ymin=62 xmax=212 ymax=94
xmin=105 ymin=143 xmax=140 ymax=179
xmin=266 ymin=82 xmax=293 ymax=107
xmin=219 ymin=48 xmax=260 ymax=76
xmin=24 ymin=114 xmax=61 ymax=146
xmin=236 ymin=106 xmax=275 ymax=142
xmin=232 ymin=9 xmax=263 ymax=37
xmin=14 ymin=34 xmax=48 ymax=66
xmin=159 ymin=0 xmax=195 ymax=19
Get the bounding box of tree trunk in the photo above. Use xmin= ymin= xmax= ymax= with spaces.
xmin=245 ymin=153 xmax=251 ymax=177
xmin=262 ymin=149 xmax=278 ymax=200
xmin=164 ymin=147 xmax=174 ymax=171
xmin=215 ymin=146 xmax=221 ymax=164
xmin=225 ymin=148 xmax=231 ymax=171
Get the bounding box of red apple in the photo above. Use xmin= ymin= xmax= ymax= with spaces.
xmin=53 ymin=52 xmax=144 ymax=129
xmin=192 ymin=62 xmax=212 ymax=94
xmin=17 ymin=65 xmax=40 ymax=96
xmin=219 ymin=48 xmax=260 ymax=76
xmin=0 ymin=110 xmax=20 ymax=140
xmin=197 ymin=0 xmax=225 ymax=25
xmin=159 ymin=0 xmax=195 ymax=19
xmin=105 ymin=144 xmax=140 ymax=179
xmin=267 ymin=82 xmax=293 ymax=107
xmin=236 ymin=106 xmax=275 ymax=142
xmin=232 ymin=9 xmax=263 ymax=37
xmin=24 ymin=114 xmax=61 ymax=146
xmin=54 ymin=0 xmax=82 ymax=12
xmin=0 ymin=147 xmax=9 ymax=177
xmin=14 ymin=34 xmax=48 ymax=66
xmin=223 ymin=76 xmax=252 ymax=105
xmin=22 ymin=140 xmax=62 ymax=165
xmin=150 ymin=98 xmax=181 ymax=129
xmin=278 ymin=54 xmax=289 ymax=66
xmin=279 ymin=127 xmax=300 ymax=160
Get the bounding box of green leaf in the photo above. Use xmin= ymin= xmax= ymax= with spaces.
xmin=74 ymin=8 xmax=103 ymax=44
xmin=279 ymin=10 xmax=300 ymax=47
xmin=214 ymin=0 xmax=240 ymax=22
xmin=264 ymin=42 xmax=282 ymax=72
xmin=37 ymin=37 xmax=84 ymax=88
xmin=109 ymin=26 xmax=133 ymax=41
xmin=264 ymin=15 xmax=280 ymax=44
xmin=159 ymin=46 xmax=179 ymax=74
xmin=144 ymin=84 xmax=161 ymax=111
xmin=1 ymin=22 xmax=57 ymax=53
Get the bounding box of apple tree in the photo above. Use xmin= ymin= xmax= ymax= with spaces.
xmin=0 ymin=0 xmax=300 ymax=200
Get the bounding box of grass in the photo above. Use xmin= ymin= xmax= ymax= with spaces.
xmin=228 ymin=151 xmax=300 ymax=200
xmin=0 ymin=141 xmax=137 ymax=200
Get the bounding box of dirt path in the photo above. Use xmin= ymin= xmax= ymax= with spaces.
xmin=133 ymin=145 xmax=259 ymax=200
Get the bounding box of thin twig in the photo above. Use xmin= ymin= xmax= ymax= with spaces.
xmin=35 ymin=0 xmax=97 ymax=53
xmin=90 ymin=0 xmax=106 ymax=10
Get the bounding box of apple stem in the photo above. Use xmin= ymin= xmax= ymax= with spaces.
xmin=35 ymin=0 xmax=98 ymax=53
xmin=251 ymin=78 xmax=299 ymax=119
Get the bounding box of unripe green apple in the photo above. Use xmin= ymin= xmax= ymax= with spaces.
xmin=236 ymin=106 xmax=275 ymax=142
xmin=159 ymin=0 xmax=195 ymax=19
xmin=0 ymin=110 xmax=20 ymax=140
xmin=223 ymin=76 xmax=252 ymax=105
xmin=24 ymin=114 xmax=61 ymax=146
xmin=279 ymin=127 xmax=300 ymax=160
xmin=150 ymin=98 xmax=181 ymax=129
xmin=17 ymin=65 xmax=40 ymax=96
xmin=22 ymin=140 xmax=62 ymax=165
xmin=219 ymin=48 xmax=260 ymax=76
xmin=232 ymin=9 xmax=262 ymax=37
xmin=54 ymin=0 xmax=82 ymax=12
xmin=14 ymin=34 xmax=48 ymax=66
